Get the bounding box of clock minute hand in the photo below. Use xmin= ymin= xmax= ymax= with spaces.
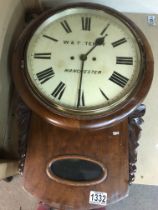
xmin=77 ymin=59 xmax=85 ymax=108
xmin=85 ymin=34 xmax=108 ymax=56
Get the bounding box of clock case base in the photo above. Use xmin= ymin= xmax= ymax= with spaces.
xmin=23 ymin=113 xmax=129 ymax=209
xmin=15 ymin=95 xmax=145 ymax=209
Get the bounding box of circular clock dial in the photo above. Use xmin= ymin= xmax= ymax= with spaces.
xmin=26 ymin=7 xmax=142 ymax=116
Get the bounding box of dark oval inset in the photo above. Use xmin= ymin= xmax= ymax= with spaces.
xmin=49 ymin=158 xmax=105 ymax=182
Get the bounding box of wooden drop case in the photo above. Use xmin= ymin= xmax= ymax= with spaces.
xmin=11 ymin=3 xmax=153 ymax=210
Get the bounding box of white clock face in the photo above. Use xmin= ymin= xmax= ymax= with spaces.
xmin=26 ymin=7 xmax=142 ymax=115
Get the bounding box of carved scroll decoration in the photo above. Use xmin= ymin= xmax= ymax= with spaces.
xmin=16 ymin=95 xmax=31 ymax=175
xmin=128 ymin=104 xmax=146 ymax=184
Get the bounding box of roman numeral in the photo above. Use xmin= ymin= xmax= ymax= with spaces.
xmin=43 ymin=35 xmax=58 ymax=42
xmin=112 ymin=38 xmax=127 ymax=48
xmin=99 ymin=89 xmax=109 ymax=100
xmin=36 ymin=67 xmax=55 ymax=84
xmin=116 ymin=57 xmax=133 ymax=65
xmin=60 ymin=20 xmax=72 ymax=33
xmin=34 ymin=53 xmax=51 ymax=59
xmin=77 ymin=89 xmax=85 ymax=107
xmin=51 ymin=82 xmax=66 ymax=100
xmin=100 ymin=23 xmax=110 ymax=35
xmin=82 ymin=17 xmax=91 ymax=31
xmin=109 ymin=71 xmax=129 ymax=88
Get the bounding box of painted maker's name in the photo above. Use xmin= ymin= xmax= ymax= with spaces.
xmin=65 ymin=69 xmax=102 ymax=74
xmin=63 ymin=40 xmax=105 ymax=46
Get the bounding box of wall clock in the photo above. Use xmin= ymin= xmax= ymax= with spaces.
xmin=12 ymin=2 xmax=153 ymax=209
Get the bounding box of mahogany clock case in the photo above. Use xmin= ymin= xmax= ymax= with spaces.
xmin=10 ymin=3 xmax=154 ymax=210
xmin=11 ymin=3 xmax=154 ymax=130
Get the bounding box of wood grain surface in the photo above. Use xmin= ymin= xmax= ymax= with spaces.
xmin=23 ymin=114 xmax=129 ymax=209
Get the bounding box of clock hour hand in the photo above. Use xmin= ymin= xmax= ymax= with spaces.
xmin=79 ymin=34 xmax=108 ymax=66
xmin=85 ymin=34 xmax=108 ymax=56
xmin=95 ymin=34 xmax=108 ymax=46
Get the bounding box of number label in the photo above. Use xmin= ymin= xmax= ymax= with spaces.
xmin=43 ymin=34 xmax=58 ymax=42
xmin=109 ymin=71 xmax=129 ymax=88
xmin=36 ymin=67 xmax=55 ymax=84
xmin=112 ymin=38 xmax=127 ymax=48
xmin=82 ymin=17 xmax=91 ymax=31
xmin=89 ymin=191 xmax=107 ymax=205
xmin=60 ymin=20 xmax=72 ymax=33
xmin=100 ymin=23 xmax=110 ymax=35
xmin=51 ymin=81 xmax=66 ymax=100
xmin=99 ymin=88 xmax=109 ymax=100
xmin=34 ymin=53 xmax=51 ymax=59
xmin=116 ymin=56 xmax=133 ymax=65
xmin=77 ymin=89 xmax=85 ymax=107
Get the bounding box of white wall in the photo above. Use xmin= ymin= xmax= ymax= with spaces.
xmin=0 ymin=0 xmax=24 ymax=150
xmin=41 ymin=0 xmax=158 ymax=14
